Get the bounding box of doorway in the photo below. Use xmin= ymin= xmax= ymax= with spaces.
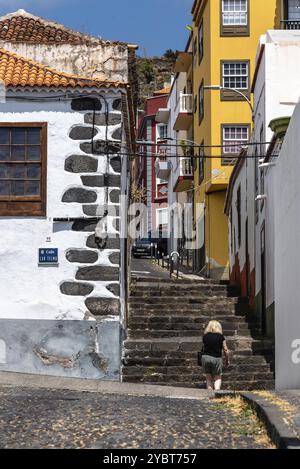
xmin=260 ymin=224 xmax=267 ymax=336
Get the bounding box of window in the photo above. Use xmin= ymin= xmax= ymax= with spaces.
xmin=199 ymin=141 xmax=205 ymax=184
xmin=198 ymin=81 xmax=204 ymax=124
xmin=222 ymin=0 xmax=247 ymax=25
xmin=193 ymin=37 xmax=197 ymax=65
xmin=221 ymin=0 xmax=249 ymax=36
xmin=157 ymin=124 xmax=168 ymax=141
xmin=222 ymin=61 xmax=248 ymax=90
xmin=0 ymin=124 xmax=47 ymax=216
xmin=222 ymin=125 xmax=249 ymax=165
xmin=157 ymin=208 xmax=168 ymax=228
xmin=198 ymin=21 xmax=204 ymax=64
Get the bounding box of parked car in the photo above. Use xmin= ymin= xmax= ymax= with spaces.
xmin=132 ymin=238 xmax=155 ymax=258
xmin=132 ymin=237 xmax=168 ymax=258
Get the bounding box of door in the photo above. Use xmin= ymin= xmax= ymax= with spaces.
xmin=245 ymin=218 xmax=250 ymax=298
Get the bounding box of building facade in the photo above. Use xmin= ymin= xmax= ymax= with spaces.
xmin=137 ymin=89 xmax=170 ymax=239
xmin=191 ymin=0 xmax=280 ymax=279
xmin=225 ymin=30 xmax=300 ymax=339
xmin=155 ymin=39 xmax=195 ymax=264
xmin=0 ymin=11 xmax=136 ymax=379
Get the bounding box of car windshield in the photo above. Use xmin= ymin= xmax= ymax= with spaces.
xmin=136 ymin=239 xmax=151 ymax=244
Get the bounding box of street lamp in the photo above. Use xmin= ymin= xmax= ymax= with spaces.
xmin=204 ymin=85 xmax=254 ymax=120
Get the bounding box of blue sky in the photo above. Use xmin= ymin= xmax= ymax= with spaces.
xmin=0 ymin=0 xmax=192 ymax=56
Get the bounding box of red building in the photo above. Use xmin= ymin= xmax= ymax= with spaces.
xmin=137 ymin=88 xmax=170 ymax=238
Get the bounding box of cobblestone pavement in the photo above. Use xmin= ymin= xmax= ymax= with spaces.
xmin=0 ymin=386 xmax=271 ymax=449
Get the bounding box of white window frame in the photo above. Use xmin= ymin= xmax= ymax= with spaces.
xmin=156 ymin=124 xmax=168 ymax=142
xmin=223 ymin=125 xmax=249 ymax=155
xmin=156 ymin=207 xmax=169 ymax=227
xmin=222 ymin=61 xmax=249 ymax=90
xmin=222 ymin=0 xmax=248 ymax=26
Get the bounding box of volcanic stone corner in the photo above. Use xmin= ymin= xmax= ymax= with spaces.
xmin=66 ymin=249 xmax=98 ymax=264
xmin=106 ymin=284 xmax=120 ymax=297
xmin=80 ymin=141 xmax=121 ymax=156
xmin=86 ymin=235 xmax=120 ymax=250
xmin=85 ymin=297 xmax=120 ymax=316
xmin=110 ymin=156 xmax=121 ymax=173
xmin=111 ymin=127 xmax=122 ymax=141
xmin=72 ymin=219 xmax=97 ymax=232
xmin=109 ymin=252 xmax=120 ymax=265
xmin=69 ymin=126 xmax=98 ymax=140
xmin=83 ymin=204 xmax=119 ymax=217
xmin=76 ymin=265 xmax=119 ymax=282
xmin=65 ymin=155 xmax=98 ymax=173
xmin=60 ymin=281 xmax=94 ymax=296
xmin=84 ymin=113 xmax=122 ymax=126
xmin=71 ymin=97 xmax=102 ymax=111
xmin=62 ymin=188 xmax=97 ymax=204
xmin=112 ymin=99 xmax=121 ymax=111
xmin=81 ymin=175 xmax=104 ymax=187
xmin=109 ymin=190 xmax=121 ymax=204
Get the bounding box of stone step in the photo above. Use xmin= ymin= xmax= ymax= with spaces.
xmin=130 ymin=296 xmax=237 ymax=304
xmin=129 ymin=312 xmax=248 ymax=326
xmin=127 ymin=329 xmax=252 ymax=339
xmin=121 ymin=364 xmax=272 ymax=374
xmin=122 ymin=354 xmax=270 ymax=366
xmin=122 ymin=375 xmax=275 ymax=390
xmin=131 ymin=277 xmax=221 ymax=285
xmin=130 ymin=288 xmax=231 ymax=297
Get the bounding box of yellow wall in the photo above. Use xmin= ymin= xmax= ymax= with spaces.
xmin=192 ymin=0 xmax=279 ymax=277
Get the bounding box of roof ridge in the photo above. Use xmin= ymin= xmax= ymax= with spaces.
xmin=0 ymin=9 xmax=129 ymax=46
xmin=0 ymin=9 xmax=95 ymax=39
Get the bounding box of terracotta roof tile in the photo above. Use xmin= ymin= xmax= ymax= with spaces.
xmin=0 ymin=49 xmax=127 ymax=89
xmin=153 ymin=87 xmax=171 ymax=96
xmin=0 ymin=10 xmax=128 ymax=46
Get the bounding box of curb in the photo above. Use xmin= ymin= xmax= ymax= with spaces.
xmin=215 ymin=390 xmax=300 ymax=449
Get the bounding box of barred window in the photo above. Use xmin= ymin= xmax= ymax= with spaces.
xmin=222 ymin=61 xmax=248 ymax=90
xmin=222 ymin=0 xmax=248 ymax=26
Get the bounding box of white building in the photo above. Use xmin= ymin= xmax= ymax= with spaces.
xmin=0 ymin=12 xmax=136 ymax=379
xmin=225 ymin=30 xmax=300 ymax=340
xmin=155 ymin=40 xmax=195 ymax=267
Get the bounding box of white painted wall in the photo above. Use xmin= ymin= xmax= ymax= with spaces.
xmin=0 ymin=90 xmax=122 ymax=321
xmin=274 ymin=101 xmax=300 ymax=389
xmin=228 ymin=30 xmax=300 ymax=313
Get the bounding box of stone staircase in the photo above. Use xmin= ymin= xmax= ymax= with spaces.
xmin=122 ymin=277 xmax=275 ymax=390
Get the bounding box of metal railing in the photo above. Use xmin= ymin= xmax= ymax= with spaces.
xmin=281 ymin=20 xmax=300 ymax=29
xmin=180 ymin=157 xmax=193 ymax=177
xmin=176 ymin=92 xmax=193 ymax=114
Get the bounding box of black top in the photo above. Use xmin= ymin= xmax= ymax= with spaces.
xmin=203 ymin=333 xmax=225 ymax=358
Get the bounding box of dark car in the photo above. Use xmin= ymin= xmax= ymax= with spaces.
xmin=132 ymin=238 xmax=155 ymax=258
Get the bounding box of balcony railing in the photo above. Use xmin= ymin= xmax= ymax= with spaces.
xmin=176 ymin=93 xmax=193 ymax=114
xmin=281 ymin=20 xmax=300 ymax=29
xmin=180 ymin=158 xmax=193 ymax=177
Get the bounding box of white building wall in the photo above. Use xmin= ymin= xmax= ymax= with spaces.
xmin=0 ymin=90 xmax=123 ymax=379
xmin=274 ymin=102 xmax=300 ymax=389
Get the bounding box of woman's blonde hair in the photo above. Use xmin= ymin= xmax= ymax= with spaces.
xmin=205 ymin=320 xmax=223 ymax=334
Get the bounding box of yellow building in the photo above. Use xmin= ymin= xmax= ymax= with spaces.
xmin=191 ymin=0 xmax=281 ymax=279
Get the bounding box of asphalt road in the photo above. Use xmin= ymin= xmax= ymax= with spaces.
xmin=0 ymin=386 xmax=271 ymax=449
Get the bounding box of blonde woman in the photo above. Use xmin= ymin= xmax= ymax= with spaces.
xmin=202 ymin=320 xmax=230 ymax=391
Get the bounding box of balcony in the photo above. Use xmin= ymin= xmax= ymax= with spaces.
xmin=174 ymin=52 xmax=192 ymax=73
xmin=173 ymin=93 xmax=193 ymax=131
xmin=281 ymin=20 xmax=300 ymax=29
xmin=155 ymin=141 xmax=172 ymax=180
xmin=174 ymin=158 xmax=193 ymax=192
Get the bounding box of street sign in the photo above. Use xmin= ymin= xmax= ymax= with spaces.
xmin=39 ymin=248 xmax=59 ymax=266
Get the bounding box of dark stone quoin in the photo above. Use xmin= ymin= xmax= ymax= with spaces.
xmin=85 ymin=297 xmax=120 ymax=316
xmin=60 ymin=282 xmax=94 ymax=296
xmin=81 ymin=176 xmax=104 ymax=187
xmin=84 ymin=113 xmax=122 ymax=126
xmin=66 ymin=250 xmax=98 ymax=264
xmin=64 ymin=155 xmax=98 ymax=173
xmin=86 ymin=235 xmax=120 ymax=250
xmin=76 ymin=266 xmax=119 ymax=282
xmin=71 ymin=97 xmax=102 ymax=111
xmin=69 ymin=126 xmax=98 ymax=140
xmin=62 ymin=188 xmax=97 ymax=204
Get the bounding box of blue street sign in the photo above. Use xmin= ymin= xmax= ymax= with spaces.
xmin=39 ymin=248 xmax=59 ymax=265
